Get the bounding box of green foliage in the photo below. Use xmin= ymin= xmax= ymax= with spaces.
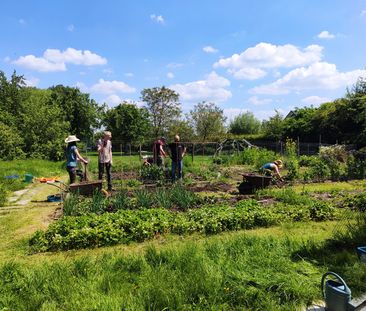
xmin=141 ymin=86 xmax=181 ymax=138
xmin=49 ymin=85 xmax=104 ymax=141
xmin=238 ymin=147 xmax=278 ymax=169
xmin=319 ymin=145 xmax=347 ymax=181
xmin=139 ymin=164 xmax=165 ymax=181
xmin=261 ymin=110 xmax=284 ymax=140
xmin=0 ymin=183 xmax=8 ymax=207
xmin=30 ymin=198 xmax=337 ymax=252
xmin=341 ymin=192 xmax=366 ymax=212
xmin=0 ymin=122 xmax=25 ymax=160
xmin=303 ymin=157 xmax=330 ymax=182
xmin=284 ymin=139 xmax=300 ymax=180
xmin=347 ymin=151 xmax=366 ymax=179
xmin=229 ymin=112 xmax=261 ymax=135
xmin=189 ymin=102 xmax=227 ymax=141
xmin=103 ymin=102 xmax=150 ymax=144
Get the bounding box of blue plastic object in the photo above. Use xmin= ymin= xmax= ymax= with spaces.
xmin=47 ymin=194 xmax=62 ymax=202
xmin=356 ymin=246 xmax=366 ymax=263
xmin=4 ymin=174 xmax=19 ymax=179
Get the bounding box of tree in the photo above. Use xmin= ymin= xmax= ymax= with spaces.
xmin=282 ymin=106 xmax=320 ymax=141
xmin=189 ymin=102 xmax=226 ymax=141
xmin=49 ymin=85 xmax=104 ymax=142
xmin=0 ymin=70 xmax=26 ymax=128
xmin=0 ymin=122 xmax=25 ymax=160
xmin=20 ymin=88 xmax=69 ymax=160
xmin=262 ymin=110 xmax=284 ymax=140
xmin=103 ymin=102 xmax=150 ymax=144
xmin=141 ymin=86 xmax=181 ymax=138
xmin=229 ymin=112 xmax=261 ymax=135
xmin=167 ymin=120 xmax=195 ymax=142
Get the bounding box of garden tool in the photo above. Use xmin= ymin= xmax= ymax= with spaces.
xmin=321 ymin=272 xmax=366 ymax=311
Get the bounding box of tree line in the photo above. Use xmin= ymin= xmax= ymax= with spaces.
xmin=0 ymin=70 xmax=365 ymax=161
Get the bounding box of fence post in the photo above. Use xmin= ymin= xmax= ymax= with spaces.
xmin=139 ymin=144 xmax=142 ymax=160
xmin=202 ymin=143 xmax=205 ymax=156
xmin=120 ymin=144 xmax=123 ymax=157
xmin=192 ymin=143 xmax=195 ymax=162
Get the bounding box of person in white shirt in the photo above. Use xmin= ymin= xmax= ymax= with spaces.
xmin=98 ymin=131 xmax=113 ymax=191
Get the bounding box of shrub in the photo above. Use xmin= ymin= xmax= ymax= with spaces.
xmin=0 ymin=183 xmax=8 ymax=207
xmin=139 ymin=164 xmax=165 ymax=182
xmin=341 ymin=193 xmax=366 ymax=212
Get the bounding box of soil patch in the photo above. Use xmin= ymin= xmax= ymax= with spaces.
xmin=188 ymin=181 xmax=234 ymax=193
xmin=111 ymin=171 xmax=138 ymax=180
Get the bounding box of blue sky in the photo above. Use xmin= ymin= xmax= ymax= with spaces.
xmin=1 ymin=0 xmax=366 ymax=120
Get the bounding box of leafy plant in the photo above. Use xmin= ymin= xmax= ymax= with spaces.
xmin=139 ymin=164 xmax=165 ymax=182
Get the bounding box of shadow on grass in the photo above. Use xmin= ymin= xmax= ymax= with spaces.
xmin=292 ymin=213 xmax=366 ymax=296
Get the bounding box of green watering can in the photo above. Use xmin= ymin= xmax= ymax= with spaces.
xmin=321 ymin=272 xmax=366 ymax=311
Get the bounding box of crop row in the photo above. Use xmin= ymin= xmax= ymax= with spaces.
xmin=30 ymin=200 xmax=336 ymax=251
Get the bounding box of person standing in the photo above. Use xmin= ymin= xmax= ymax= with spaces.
xmin=168 ymin=135 xmax=186 ymax=182
xmin=98 ymin=131 xmax=113 ymax=191
xmin=152 ymin=137 xmax=166 ymax=167
xmin=65 ymin=135 xmax=88 ymax=184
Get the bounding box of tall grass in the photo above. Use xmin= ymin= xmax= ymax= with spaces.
xmin=1 ymin=235 xmax=326 ymax=310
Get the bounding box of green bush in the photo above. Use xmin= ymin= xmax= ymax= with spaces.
xmin=341 ymin=193 xmax=366 ymax=212
xmin=139 ymin=164 xmax=165 ymax=182
xmin=0 ymin=183 xmax=8 ymax=207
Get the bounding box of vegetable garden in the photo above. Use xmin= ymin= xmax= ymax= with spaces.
xmin=1 ymin=144 xmax=366 ymax=310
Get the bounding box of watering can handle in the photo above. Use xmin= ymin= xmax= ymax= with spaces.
xmin=321 ymin=271 xmax=349 ymax=299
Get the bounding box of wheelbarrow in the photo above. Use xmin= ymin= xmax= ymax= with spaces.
xmin=238 ymin=173 xmax=272 ymax=194
xmin=46 ymin=180 xmax=103 ymax=197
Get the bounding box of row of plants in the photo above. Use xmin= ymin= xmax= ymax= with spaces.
xmin=30 ymin=199 xmax=336 ymax=251
xmin=64 ymin=185 xmax=202 ymax=216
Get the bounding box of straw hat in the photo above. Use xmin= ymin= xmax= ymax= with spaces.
xmin=274 ymin=159 xmax=283 ymax=168
xmin=65 ymin=135 xmax=80 ymax=143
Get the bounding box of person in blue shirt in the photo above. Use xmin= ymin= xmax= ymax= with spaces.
xmin=262 ymin=159 xmax=283 ymax=180
xmin=65 ymin=135 xmax=88 ymax=184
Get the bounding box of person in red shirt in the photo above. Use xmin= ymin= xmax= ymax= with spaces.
xmin=152 ymin=137 xmax=166 ymax=166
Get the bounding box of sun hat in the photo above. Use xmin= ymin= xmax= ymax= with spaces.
xmin=65 ymin=135 xmax=80 ymax=143
xmin=274 ymin=159 xmax=283 ymax=168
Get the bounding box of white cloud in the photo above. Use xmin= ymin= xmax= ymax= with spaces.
xmin=13 ymin=48 xmax=107 ymax=72
xmin=247 ymin=96 xmax=272 ymax=106
xmin=250 ymin=62 xmax=366 ymax=95
xmin=44 ymin=48 xmax=106 ymax=66
xmin=124 ymin=72 xmax=134 ymax=77
xmin=13 ymin=55 xmax=66 ymax=72
xmin=317 ymin=30 xmax=335 ymax=39
xmin=203 ymin=46 xmax=218 ymax=53
xmin=302 ymin=96 xmax=330 ymax=105
xmin=167 ymin=72 xmax=174 ymax=79
xmin=214 ymin=42 xmax=323 ymax=80
xmin=361 ymin=9 xmax=366 ymax=16
xmin=150 ymin=14 xmax=165 ymax=24
xmin=90 ymin=79 xmax=136 ymax=94
xmin=229 ymin=67 xmax=267 ymax=80
xmin=170 ymin=71 xmax=231 ymax=103
xmin=104 ymin=94 xmax=122 ymax=106
xmin=67 ymin=24 xmax=75 ymax=32
xmin=24 ymin=77 xmax=39 ymax=87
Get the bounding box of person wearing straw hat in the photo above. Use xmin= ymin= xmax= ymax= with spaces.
xmin=65 ymin=135 xmax=88 ymax=184
xmin=261 ymin=159 xmax=283 ymax=181
xmin=97 ymin=131 xmax=113 ymax=191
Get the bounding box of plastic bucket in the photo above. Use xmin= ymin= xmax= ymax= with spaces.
xmin=24 ymin=174 xmax=33 ymax=183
